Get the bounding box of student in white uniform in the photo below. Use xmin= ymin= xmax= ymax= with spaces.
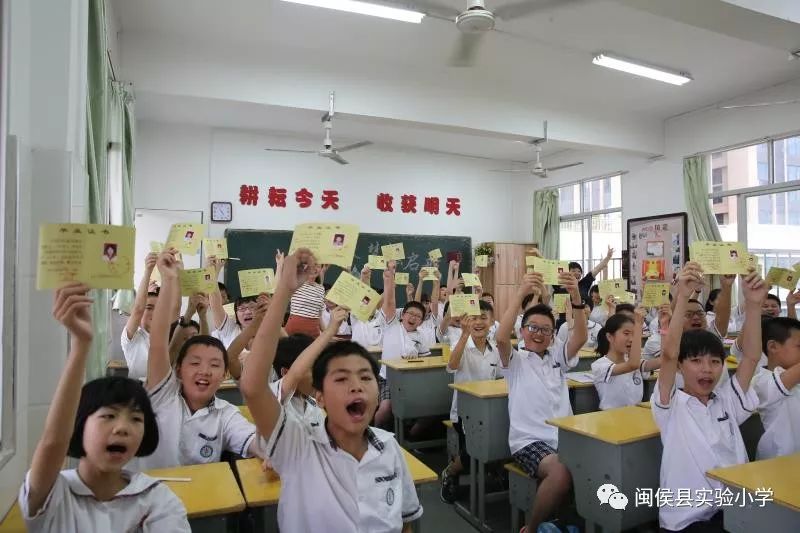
xmin=591 ymin=310 xmax=660 ymax=410
xmin=20 ymin=284 xmax=190 ymax=532
xmin=496 ymin=271 xmax=588 ymax=533
xmin=752 ymin=317 xmax=800 ymax=459
xmin=651 ymin=262 xmax=765 ymax=532
xmin=374 ymin=260 xmax=432 ymax=428
xmin=139 ymin=249 xmax=264 ymax=470
xmin=240 ymin=250 xmax=423 ymax=532
xmin=406 ymin=270 xmax=442 ymax=346
xmin=436 ymin=301 xmax=463 ymax=346
xmin=478 ymin=292 xmax=501 ymax=340
xmin=121 ymin=252 xmax=160 ymax=380
xmin=321 ymin=301 xmax=352 ymax=337
xmin=225 ymin=294 xmax=272 ymax=381
xmin=513 ymin=292 xmax=539 ymax=339
xmin=557 ymin=305 xmax=602 ymax=350
xmin=440 ymin=300 xmax=501 ymax=503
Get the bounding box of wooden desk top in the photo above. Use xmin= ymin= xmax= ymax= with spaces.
xmin=380 ymin=357 xmax=449 ymax=370
xmin=367 ymin=345 xmax=382 ymax=354
xmin=707 ymin=453 xmax=800 ymax=512
xmin=578 ymin=349 xmax=599 ymax=359
xmin=239 ymin=405 xmax=253 ymax=423
xmin=106 ymin=359 xmax=128 ymax=369
xmin=219 ymin=379 xmax=238 ymax=390
xmin=0 ymin=504 xmax=24 ymax=533
xmin=726 ymin=359 xmax=738 ymax=370
xmin=146 ymin=462 xmax=245 ymax=518
xmin=547 ymin=405 xmax=659 ymax=445
xmin=235 ymin=448 xmax=438 ymax=507
xmin=450 ymin=379 xmax=508 ymax=398
xmin=638 ymin=401 xmax=651 ymax=408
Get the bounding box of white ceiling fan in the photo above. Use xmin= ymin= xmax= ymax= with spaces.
xmin=381 ymin=0 xmax=586 ymax=66
xmin=264 ymin=92 xmax=372 ymax=165
xmin=492 ymin=121 xmax=583 ymax=178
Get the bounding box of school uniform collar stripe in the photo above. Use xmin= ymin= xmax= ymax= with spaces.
xmin=402 ymin=505 xmax=422 ymax=519
xmin=61 ymin=470 xmax=159 ymax=498
xmin=239 ymin=431 xmax=256 ymax=456
xmin=728 ymin=378 xmax=753 ymax=413
xmin=772 ymin=371 xmax=791 ymax=396
xmin=603 ymin=360 xmax=614 ymax=383
xmin=268 ymin=409 xmax=288 ymax=457
xmin=148 ymin=370 xmax=173 ymax=398
xmin=366 ymin=428 xmax=385 ymax=452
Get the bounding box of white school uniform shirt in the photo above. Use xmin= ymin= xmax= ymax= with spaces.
xmin=446 ymin=336 xmax=501 ymax=422
xmin=270 ymin=377 xmax=325 ymax=425
xmin=588 ymin=306 xmax=609 ymax=326
xmin=378 ymin=311 xmax=431 ymax=378
xmin=351 ymin=315 xmax=382 ymax=347
xmin=418 ymin=315 xmax=438 ymax=347
xmin=499 ymin=339 xmax=577 ymax=453
xmin=19 ymin=469 xmax=190 ymax=532
xmin=752 ymin=366 xmax=800 ymax=459
xmin=437 ymin=325 xmax=462 ymax=347
xmin=513 ymin=313 xmax=523 ymax=338
xmin=729 ymin=337 xmax=768 ymax=368
xmin=556 ymin=321 xmax=602 ymax=351
xmin=264 ymin=407 xmax=423 ymax=532
xmin=121 ymin=327 xmax=150 ymax=381
xmin=321 ymin=308 xmax=353 ymax=336
xmin=487 ymin=320 xmax=500 ymax=341
xmin=650 ymin=377 xmax=757 ymax=531
xmin=212 ymin=315 xmax=242 ymax=349
xmin=136 ymin=370 xmax=258 ymax=470
xmin=591 ymin=356 xmax=650 ymax=410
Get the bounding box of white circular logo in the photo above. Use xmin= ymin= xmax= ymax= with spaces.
xmin=200 ymin=444 xmax=213 ymax=458
xmin=386 ymin=488 xmax=395 ymax=506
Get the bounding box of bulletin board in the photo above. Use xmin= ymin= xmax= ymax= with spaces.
xmin=627 ymin=212 xmax=688 ymax=297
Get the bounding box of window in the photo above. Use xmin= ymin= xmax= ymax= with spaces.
xmin=558 ymin=174 xmax=623 ymax=278
xmin=715 ymin=213 xmax=727 ymax=225
xmin=711 ymin=168 xmax=723 ymax=204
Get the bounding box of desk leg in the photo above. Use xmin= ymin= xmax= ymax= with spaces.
xmin=470 ymin=456 xmax=478 ymax=515
xmin=477 ymin=460 xmax=487 ymax=525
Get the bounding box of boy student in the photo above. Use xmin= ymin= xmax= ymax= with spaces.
xmin=122 ymin=252 xmax=160 ymax=380
xmin=557 ymin=305 xmax=602 ymax=350
xmin=752 ymin=316 xmax=800 ymax=459
xmin=652 ymin=262 xmax=766 ymax=532
xmin=554 ymin=245 xmax=614 ymax=303
xmin=496 ymin=271 xmax=588 ymax=533
xmin=240 ymin=250 xmax=423 ymax=532
xmin=206 ymin=255 xmax=265 ymax=348
xmin=406 ymin=269 xmax=442 ymax=346
xmin=440 ymin=300 xmax=501 ymax=504
xmin=375 ymin=260 xmax=432 ymax=427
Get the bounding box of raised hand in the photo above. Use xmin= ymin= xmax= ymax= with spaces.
xmin=634 ymin=306 xmax=647 ymax=326
xmin=360 ymin=264 xmax=372 ymax=285
xmin=195 ymin=293 xmax=209 ymax=316
xmin=328 ymin=306 xmax=349 ymax=330
xmin=144 ymin=252 xmax=158 ymax=271
xmin=207 ymin=255 xmax=226 ymax=275
xmin=278 ymin=249 xmax=317 ymax=293
xmin=255 ymin=293 xmax=270 ymax=318
xmin=157 ymin=248 xmax=181 ymax=279
xmin=558 ymin=271 xmax=580 ymax=301
xmin=676 ymin=262 xmax=705 ymax=296
xmin=720 ymin=273 xmax=736 ymax=288
xmin=741 ymin=269 xmax=768 ymax=305
xmin=275 ymin=249 xmax=285 ymax=268
xmin=518 ymin=272 xmax=541 ymax=298
xmin=605 ymin=245 xmax=615 ymax=260
xmin=53 ymin=283 xmax=93 ymax=344
xmin=787 ymin=289 xmax=800 ymax=308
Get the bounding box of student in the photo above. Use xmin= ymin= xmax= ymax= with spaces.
xmin=375 ymin=260 xmax=432 ymax=427
xmin=168 ymin=293 xmax=210 ymax=363
xmin=496 ymin=271 xmax=588 ymax=533
xmin=321 ymin=298 xmax=352 ymax=338
xmin=217 ymin=281 xmax=229 ymax=305
xmin=557 ymin=305 xmax=602 ymax=350
xmin=591 ymin=310 xmax=660 ymax=410
xmin=226 ymin=294 xmax=270 ymax=380
xmin=751 ymin=317 xmax=800 ymax=459
xmin=139 ymin=249 xmax=263 ymax=470
xmin=121 ymin=252 xmax=160 ymax=380
xmin=762 ymin=293 xmax=782 ymax=317
xmin=284 ymin=249 xmax=327 ymax=337
xmin=440 ymin=301 xmax=501 ymax=503
xmin=556 ymin=246 xmax=614 ymax=303
xmin=652 ymin=262 xmax=765 ymax=532
xmin=437 ymin=301 xmax=463 ymax=346
xmin=588 ymin=285 xmax=601 ymax=310
xmin=20 ymin=283 xmax=189 ymax=531
xmin=408 ymin=269 xmax=442 ymax=347
xmin=787 ymin=289 xmax=799 ymax=319
xmin=513 ymin=292 xmax=539 ymax=338
xmin=479 ymin=292 xmax=501 ymax=340
xmin=240 ymin=249 xmax=423 ymax=532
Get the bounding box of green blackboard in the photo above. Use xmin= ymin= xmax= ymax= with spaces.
xmin=223 ymin=229 xmax=472 ymax=305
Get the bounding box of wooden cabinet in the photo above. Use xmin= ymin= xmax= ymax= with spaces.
xmin=478 ymin=242 xmax=538 ymax=319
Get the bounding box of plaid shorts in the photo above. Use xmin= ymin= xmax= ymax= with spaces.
xmin=512 ymin=441 xmax=557 ymax=478
xmin=378 ymin=376 xmax=391 ymax=401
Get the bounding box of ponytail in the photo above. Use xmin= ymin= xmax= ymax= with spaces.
xmin=595 ymin=313 xmax=634 ymax=357
xmin=596 ymin=326 xmax=610 ymax=355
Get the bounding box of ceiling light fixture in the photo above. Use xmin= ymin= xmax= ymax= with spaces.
xmin=280 ymin=0 xmax=425 ymax=23
xmin=592 ymin=52 xmax=692 ymax=86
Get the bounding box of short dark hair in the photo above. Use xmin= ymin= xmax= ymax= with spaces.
xmin=615 ymin=303 xmax=636 ymax=315
xmin=146 ymin=288 xmax=160 ymax=298
xmin=312 ymin=341 xmax=380 ymax=391
xmin=766 ymin=293 xmax=781 ymax=305
xmin=478 ymin=300 xmax=494 ymax=314
xmin=169 ymin=319 xmax=200 ymax=339
xmin=175 ymin=335 xmax=228 ymax=371
xmin=402 ymin=301 xmax=426 ymax=317
xmin=323 ymin=283 xmax=332 ymax=292
xmin=705 ymin=288 xmax=721 ymax=312
xmin=218 ymin=281 xmax=227 ymax=293
xmin=68 ymin=377 xmax=159 ymax=458
xmin=762 ymin=317 xmax=800 ymax=355
xmin=678 ymin=329 xmax=725 ymax=362
xmin=596 ymin=313 xmax=634 ymax=356
xmin=521 ymin=293 xmax=535 ymax=310
xmin=480 ymin=292 xmax=494 ymax=300
xmin=521 ymin=303 xmax=555 ymax=330
xmin=568 ymin=261 xmax=583 ymax=273
xmin=233 ymin=296 xmax=258 ymax=326
xmin=274 ymin=334 xmax=314 ymax=375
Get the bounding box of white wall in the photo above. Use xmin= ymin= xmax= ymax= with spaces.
xmin=134 ymin=122 xmax=532 ymax=245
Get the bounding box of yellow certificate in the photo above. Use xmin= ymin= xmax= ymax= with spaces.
xmin=223 ymin=302 xmax=236 ymax=318
xmin=382 ymin=243 xmax=405 ymax=261
xmin=598 ymin=279 xmax=628 ymax=299
xmin=428 ymin=248 xmax=442 ymax=261
xmin=525 ymin=257 xmax=569 ymax=285
xmin=689 ymin=241 xmax=749 ymax=275
xmin=367 ymin=255 xmax=386 ymax=270
xmin=642 ymin=283 xmax=671 ymax=307
xmin=475 ymin=255 xmax=489 ymax=267
xmin=793 ymin=261 xmax=800 ymax=272
xmin=149 ymin=241 xmax=164 ymax=253
xmin=203 ymin=238 xmax=229 ymax=259
xmin=37 ymin=223 xmax=136 ymax=290
xmin=618 ymin=291 xmax=637 ymax=305
xmin=420 ymin=267 xmax=439 ymax=281
xmin=289 ymin=222 xmax=359 ymax=268
xmin=449 ymin=294 xmax=480 ymax=316
xmin=394 ymin=272 xmax=409 ymax=285
xmin=326 ymin=272 xmax=381 ymax=322
xmin=552 ymin=293 xmax=569 ymax=314
xmin=238 ymin=268 xmax=275 ymax=297
xmin=766 ymin=267 xmax=799 ymax=291
xmin=178 ymin=267 xmax=218 ymax=296
xmin=165 ymin=223 xmax=204 ymax=255
xmin=461 ymin=273 xmax=481 ymax=287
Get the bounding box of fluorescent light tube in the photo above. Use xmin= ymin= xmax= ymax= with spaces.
xmin=281 ymin=0 xmax=425 ymax=23
xmin=592 ymin=53 xmax=692 ymax=86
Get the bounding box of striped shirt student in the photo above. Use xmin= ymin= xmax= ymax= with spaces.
xmin=285 ymin=281 xmax=326 ymax=338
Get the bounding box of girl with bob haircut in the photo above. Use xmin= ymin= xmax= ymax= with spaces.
xmin=19 ymin=283 xmax=189 ymax=531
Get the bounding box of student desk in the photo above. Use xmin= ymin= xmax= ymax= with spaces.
xmin=217 ymin=379 xmax=243 ymax=405
xmin=381 ymin=356 xmax=453 ymax=450
xmin=573 ymin=348 xmax=600 ymax=372
xmin=707 ymin=453 xmax=800 ymax=533
xmin=235 ymin=448 xmax=437 ymax=532
xmin=146 ymin=462 xmax=246 ymax=533
xmin=239 ymin=405 xmax=253 ymax=423
xmin=0 ymin=504 xmax=24 ymax=533
xmin=547 ymin=406 xmax=662 ymax=533
xmin=105 ymin=359 xmax=129 ymax=377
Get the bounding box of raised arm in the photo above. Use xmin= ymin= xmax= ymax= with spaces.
xmin=734 ymin=269 xmax=768 ymax=391
xmin=590 ymin=246 xmax=614 ymax=278
xmin=787 ymin=289 xmax=799 ymax=319
xmin=382 ymin=260 xmax=397 ymax=322
xmin=429 ymin=270 xmax=442 ymax=320
xmin=168 ymin=293 xmax=201 ymax=364
xmin=446 ymin=260 xmax=459 ymax=296
xmin=125 ymin=252 xmax=157 ymax=339
xmin=447 ymin=317 xmax=472 ymax=371
xmin=227 ymin=294 xmax=269 ymax=380
xmin=714 ymin=274 xmax=735 ymax=336
xmin=497 ymin=273 xmax=541 ymax=366
xmin=207 ymin=256 xmax=228 ymax=329
xmin=146 ymin=249 xmax=182 ymax=389
xmin=27 ymin=284 xmax=94 ymax=516
xmin=240 ymin=250 xmax=316 ymax=439
xmin=560 ymin=272 xmax=588 ymax=358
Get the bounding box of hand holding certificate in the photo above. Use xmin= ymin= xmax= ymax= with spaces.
xmin=642 ymin=282 xmax=671 ymax=307
xmin=428 ymin=248 xmax=442 ymax=261
xmin=326 ymin=272 xmax=381 ymax=322
xmin=289 ymin=223 xmax=359 ymax=269
xmin=165 ymin=223 xmax=204 ymax=255
xmin=525 ymin=257 xmax=569 ymax=285
xmin=461 ymin=273 xmax=481 ymax=287
xmin=238 ymin=268 xmax=275 ymax=297
xmin=382 ymin=243 xmax=405 ymax=261
xmin=367 ymin=255 xmax=386 ymax=270
xmin=766 ymin=267 xmax=799 ymax=291
xmin=598 ymin=279 xmax=628 ymax=299
xmin=449 ymin=294 xmax=480 ymax=316
xmin=178 ymin=267 xmax=219 ymax=296
xmin=394 ymin=272 xmax=410 ymax=285
xmin=689 ymin=241 xmax=749 ymax=275
xmin=420 ymin=266 xmax=439 ymax=281
xmin=203 ymin=238 xmax=228 ymax=259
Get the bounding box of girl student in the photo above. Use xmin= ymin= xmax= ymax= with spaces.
xmin=281 ymin=248 xmax=327 ymax=338
xmin=20 ymin=283 xmax=190 ymax=531
xmin=591 ymin=309 xmax=661 ymax=410
xmin=138 ymin=249 xmax=264 ymax=470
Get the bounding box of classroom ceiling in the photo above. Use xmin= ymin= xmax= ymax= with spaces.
xmin=112 ymin=0 xmax=800 ymax=160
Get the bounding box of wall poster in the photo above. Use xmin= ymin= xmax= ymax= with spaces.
xmin=627 ymin=212 xmax=689 ymax=297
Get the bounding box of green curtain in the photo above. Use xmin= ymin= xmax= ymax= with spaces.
xmin=85 ymin=0 xmax=110 ymax=379
xmin=683 ymin=156 xmax=721 ymax=242
xmin=111 ymin=80 xmax=136 ymax=314
xmin=532 ymin=188 xmax=560 ymax=259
